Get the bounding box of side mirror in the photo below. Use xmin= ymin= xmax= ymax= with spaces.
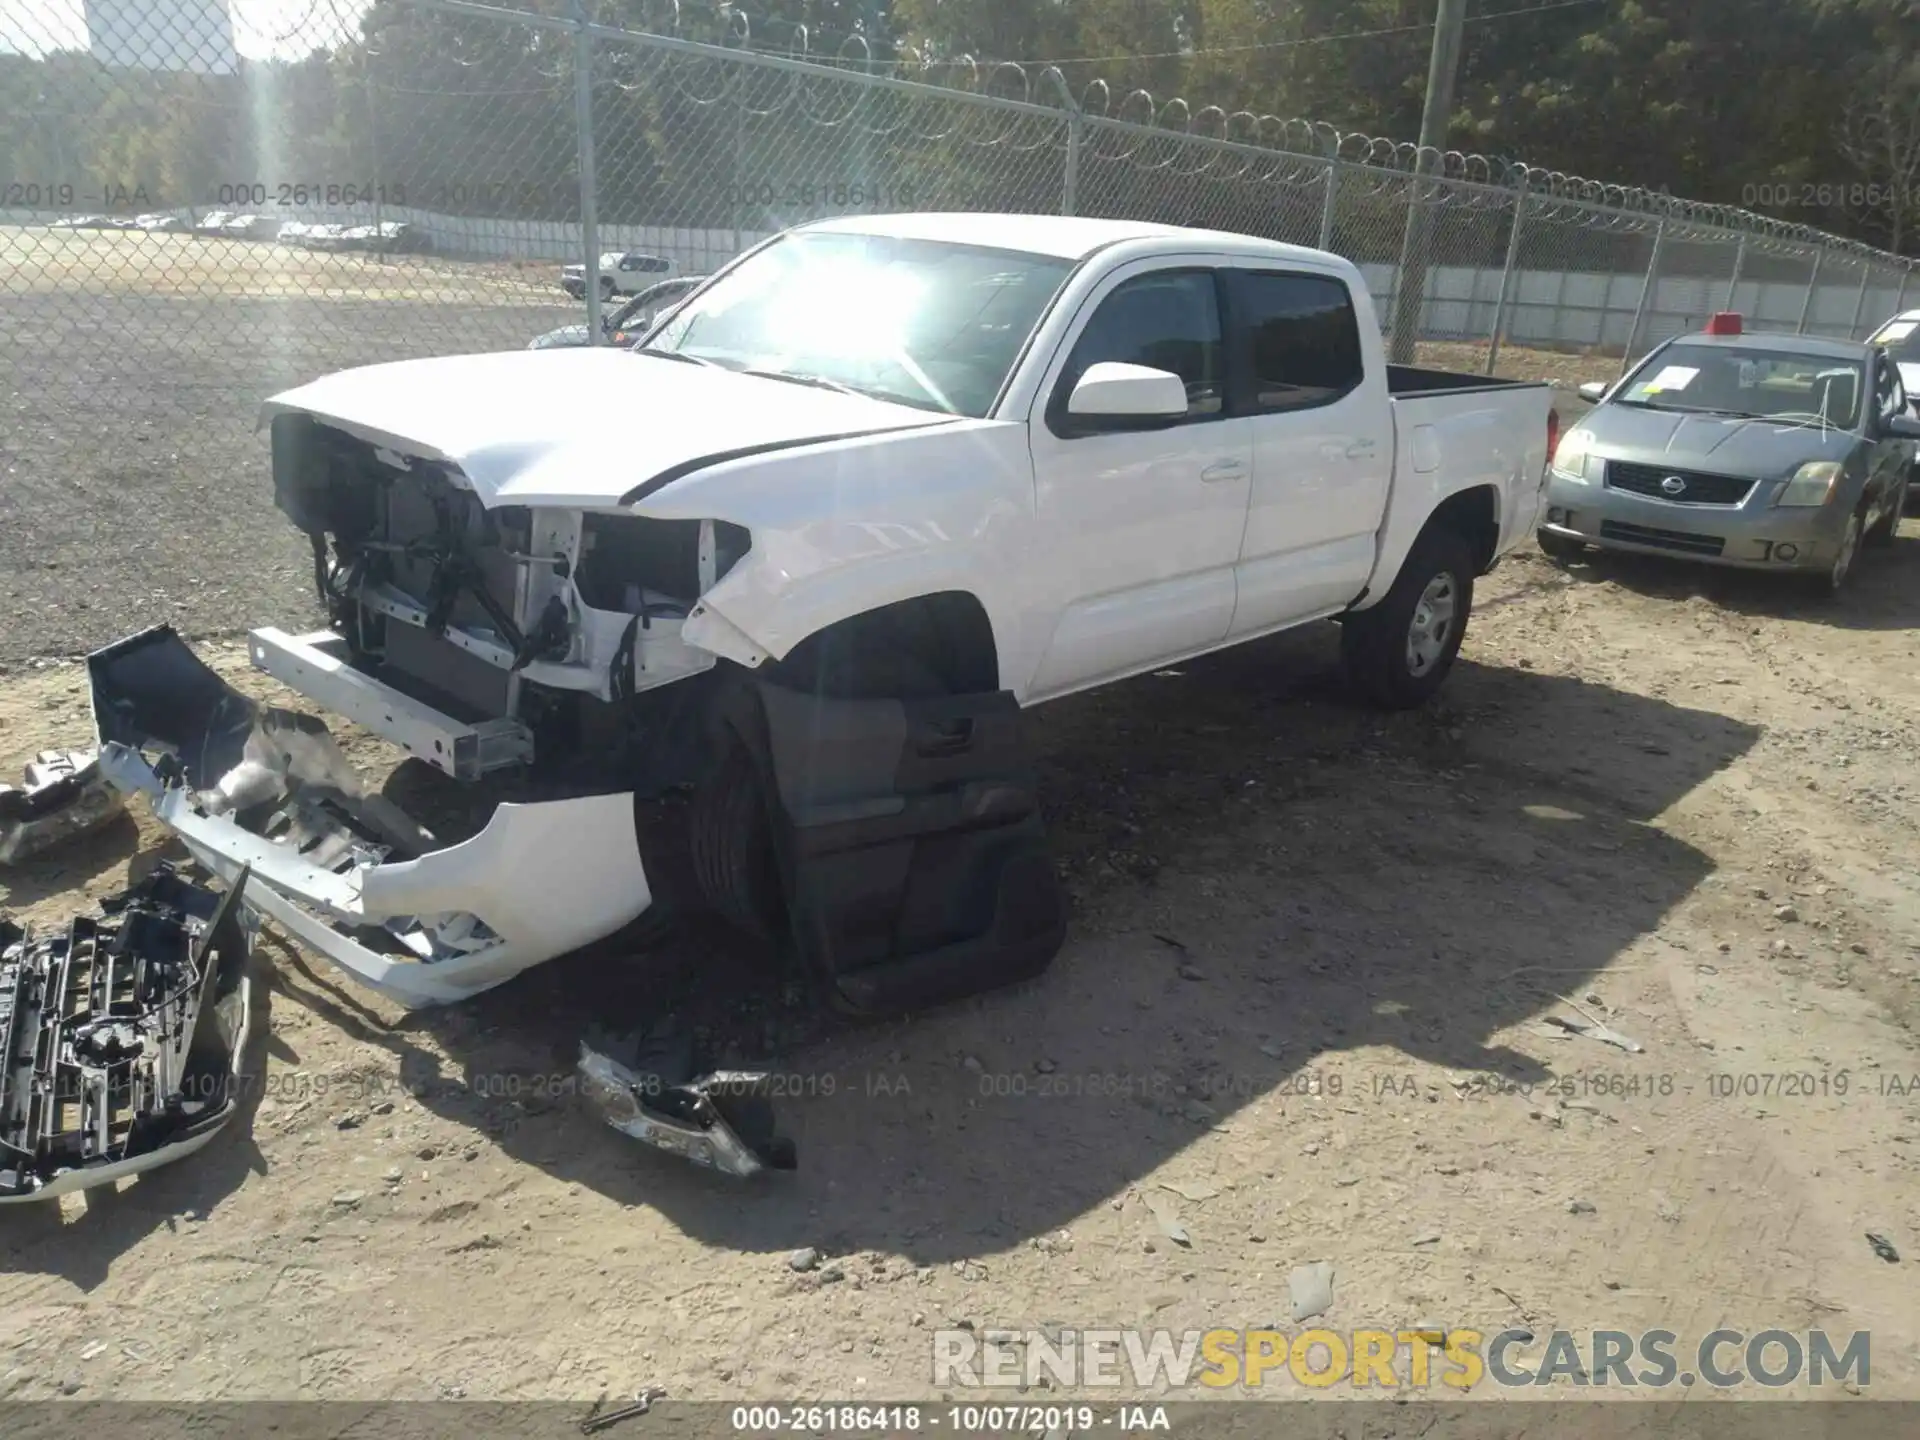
xmin=1066 ymin=362 xmax=1190 ymax=425
xmin=1577 ymin=381 xmax=1609 ymax=404
xmin=1884 ymin=413 xmax=1920 ymax=441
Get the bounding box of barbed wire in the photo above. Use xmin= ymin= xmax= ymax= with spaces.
xmin=530 ymin=0 xmax=1911 ymax=266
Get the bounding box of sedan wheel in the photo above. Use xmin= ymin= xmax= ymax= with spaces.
xmin=1816 ymin=512 xmax=1863 ymax=597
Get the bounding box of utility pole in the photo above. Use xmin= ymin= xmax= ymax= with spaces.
xmin=1389 ymin=0 xmax=1468 ymax=364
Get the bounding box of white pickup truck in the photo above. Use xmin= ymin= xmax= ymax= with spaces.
xmin=89 ymin=212 xmax=1555 ymax=1017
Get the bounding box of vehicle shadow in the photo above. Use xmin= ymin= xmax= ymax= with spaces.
xmin=1546 ymin=522 xmax=1920 ymax=631
xmin=246 ymin=619 xmax=1760 ymax=1268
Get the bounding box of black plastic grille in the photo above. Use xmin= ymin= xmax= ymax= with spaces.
xmin=1599 ymin=520 xmax=1727 ymax=556
xmin=1605 ymin=461 xmax=1754 ymax=506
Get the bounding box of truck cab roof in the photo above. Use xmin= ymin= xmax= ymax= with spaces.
xmin=795 ymin=211 xmax=1357 ymax=271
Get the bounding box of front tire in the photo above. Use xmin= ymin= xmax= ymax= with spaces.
xmin=1811 ymin=510 xmax=1864 ymax=598
xmin=1536 ymin=527 xmax=1586 ymax=562
xmin=687 ymin=739 xmax=787 ymax=944
xmin=688 ymin=646 xmax=951 ymax=944
xmin=1867 ymin=477 xmax=1906 ymax=546
xmin=1341 ymin=526 xmax=1477 ymax=709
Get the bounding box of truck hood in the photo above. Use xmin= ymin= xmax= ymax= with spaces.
xmin=257 ymin=348 xmax=957 ymax=508
xmin=1581 ymin=403 xmax=1858 ymax=472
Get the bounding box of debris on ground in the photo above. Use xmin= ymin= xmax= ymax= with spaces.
xmin=577 ymin=1023 xmax=796 ymax=1178
xmin=1544 ymin=997 xmax=1645 ymax=1053
xmin=788 ymin=1248 xmax=821 ymax=1272
xmin=0 ymin=861 xmax=254 ymax=1202
xmin=1142 ymin=1190 xmax=1192 ymax=1247
xmin=1289 ymin=1261 xmax=1335 ymax=1322
xmin=580 ymin=1385 xmax=667 ymax=1434
xmin=1866 ymin=1232 xmax=1901 ymax=1263
xmin=0 ymin=748 xmax=126 ymax=864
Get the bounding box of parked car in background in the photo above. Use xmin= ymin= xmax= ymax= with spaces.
xmin=132 ymin=213 xmax=188 ymax=233
xmin=194 ymin=210 xmax=235 ymax=235
xmin=1866 ymin=308 xmax=1920 ymax=412
xmin=529 ymin=275 xmax=708 ymax=349
xmin=1541 ymin=313 xmax=1920 ymax=594
xmin=561 ymin=250 xmax=675 ymax=300
xmin=222 ymin=214 xmax=282 ymax=240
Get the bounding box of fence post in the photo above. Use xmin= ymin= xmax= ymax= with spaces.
xmin=1318 ymin=138 xmax=1339 ymax=252
xmin=571 ymin=0 xmax=601 ymax=342
xmin=1485 ymin=176 xmax=1529 ymax=375
xmin=1722 ymin=233 xmax=1747 ymax=313
xmin=1850 ymin=260 xmax=1873 ymax=338
xmin=1389 ymin=156 xmax=1439 ymax=364
xmin=1621 ymin=215 xmax=1668 ymax=376
xmin=1797 ymin=246 xmax=1825 ymax=334
xmin=1048 ymin=70 xmax=1081 ymax=217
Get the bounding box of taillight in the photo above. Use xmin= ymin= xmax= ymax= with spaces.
xmin=1547 ymin=408 xmax=1561 ymax=464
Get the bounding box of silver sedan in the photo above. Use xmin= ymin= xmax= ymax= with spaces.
xmin=1539 ymin=323 xmax=1920 ymax=595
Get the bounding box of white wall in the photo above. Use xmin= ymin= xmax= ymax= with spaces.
xmin=8 ymin=204 xmax=1910 ymax=352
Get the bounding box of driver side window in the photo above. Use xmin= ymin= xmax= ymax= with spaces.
xmin=1056 ymin=269 xmax=1224 ymax=423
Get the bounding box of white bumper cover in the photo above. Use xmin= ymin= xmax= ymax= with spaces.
xmin=88 ymin=625 xmax=652 ymax=1010
xmin=102 ymin=745 xmax=650 ymax=1008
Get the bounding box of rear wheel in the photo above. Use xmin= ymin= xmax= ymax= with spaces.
xmin=1341 ymin=526 xmax=1477 ymax=709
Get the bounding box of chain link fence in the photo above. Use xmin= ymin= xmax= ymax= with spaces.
xmin=3 ymin=0 xmax=1917 ymax=648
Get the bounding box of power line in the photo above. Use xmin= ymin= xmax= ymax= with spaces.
xmin=880 ymin=0 xmax=1612 ymax=70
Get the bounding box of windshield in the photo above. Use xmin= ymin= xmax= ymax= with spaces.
xmin=1617 ymin=342 xmax=1865 ymax=428
xmin=641 ymin=231 xmax=1077 ymax=417
xmin=1869 ymin=317 xmax=1920 ymax=364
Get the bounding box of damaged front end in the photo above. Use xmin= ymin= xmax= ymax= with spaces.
xmin=87 ymin=626 xmax=652 ymax=1009
xmin=0 ymin=862 xmax=252 ymax=1202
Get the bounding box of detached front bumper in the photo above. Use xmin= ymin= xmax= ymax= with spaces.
xmin=88 ymin=626 xmax=652 ymax=1010
xmin=1542 ymin=473 xmax=1847 ymax=571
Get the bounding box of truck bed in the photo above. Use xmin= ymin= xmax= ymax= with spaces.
xmin=1386 ymin=363 xmax=1549 ymax=398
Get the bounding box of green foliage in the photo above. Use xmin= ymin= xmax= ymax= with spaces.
xmin=0 ymin=0 xmax=1911 ymax=252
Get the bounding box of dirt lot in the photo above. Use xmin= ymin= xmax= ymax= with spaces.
xmin=7 ymin=228 xmax=1914 ymax=1416
xmin=4 ymin=530 xmax=1920 ymax=1409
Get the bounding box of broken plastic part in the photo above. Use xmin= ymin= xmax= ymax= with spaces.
xmin=0 ymin=861 xmax=254 ymax=1202
xmin=578 ymin=1036 xmax=796 ymax=1178
xmin=0 ymin=749 xmax=126 ymax=865
xmin=87 ymin=624 xmax=653 ymax=1010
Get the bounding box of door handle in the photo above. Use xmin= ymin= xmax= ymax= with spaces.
xmin=1200 ymin=458 xmax=1247 ymax=483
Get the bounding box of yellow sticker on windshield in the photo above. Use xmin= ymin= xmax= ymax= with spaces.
xmin=1641 ymin=365 xmax=1698 ymax=394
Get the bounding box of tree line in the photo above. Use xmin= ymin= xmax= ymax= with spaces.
xmin=1 ymin=0 xmax=1915 ymax=254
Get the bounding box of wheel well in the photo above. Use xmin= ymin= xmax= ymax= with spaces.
xmin=766 ymin=592 xmax=1000 ymax=697
xmin=1430 ymin=485 xmax=1501 ymax=574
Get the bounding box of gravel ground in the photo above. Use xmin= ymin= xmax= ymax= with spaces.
xmin=4 ymin=540 xmax=1920 ymax=1408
